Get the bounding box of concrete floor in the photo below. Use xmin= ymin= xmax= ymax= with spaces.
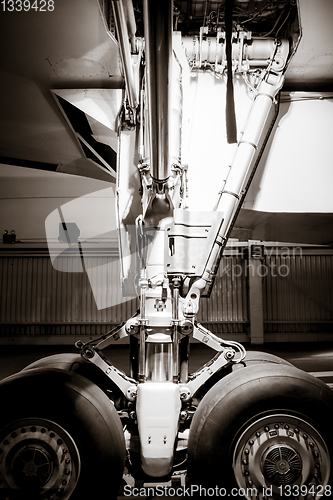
xmin=1 ymin=341 xmax=333 ymax=499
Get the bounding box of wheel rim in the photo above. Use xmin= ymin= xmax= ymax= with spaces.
xmin=0 ymin=418 xmax=81 ymax=500
xmin=233 ymin=413 xmax=330 ymax=500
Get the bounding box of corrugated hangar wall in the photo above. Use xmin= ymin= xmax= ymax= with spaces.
xmin=0 ymin=243 xmax=332 ymax=344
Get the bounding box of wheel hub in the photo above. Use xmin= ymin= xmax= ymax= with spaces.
xmin=233 ymin=414 xmax=330 ymax=500
xmin=0 ymin=418 xmax=81 ymax=500
xmin=262 ymin=444 xmax=302 ymax=485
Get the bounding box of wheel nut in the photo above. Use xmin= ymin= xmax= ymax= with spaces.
xmin=244 ymin=449 xmax=249 ymax=455
xmin=65 ymin=469 xmax=70 ymax=475
xmin=294 ymin=427 xmax=299 ymax=433
xmin=65 ymin=458 xmax=71 ymax=464
xmin=244 ymin=470 xmax=249 ymax=476
xmin=256 ymin=431 xmax=260 ymax=437
xmin=264 ymin=426 xmax=269 ymax=432
xmin=303 ymin=434 xmax=308 ymax=439
xmin=63 ymin=448 xmax=68 ymax=454
xmin=249 ymin=440 xmax=254 ymax=446
xmin=274 ymin=424 xmax=279 ymax=429
xmin=243 ymin=459 xmax=248 ymax=465
xmin=284 ymin=424 xmax=289 ymax=430
xmin=309 ymin=442 xmax=314 ymax=448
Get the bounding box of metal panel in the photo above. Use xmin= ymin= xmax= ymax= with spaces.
xmin=0 ymin=253 xmax=138 ymax=337
xmin=263 ymin=252 xmax=333 ymax=335
xmin=197 ymin=254 xmax=249 ymax=336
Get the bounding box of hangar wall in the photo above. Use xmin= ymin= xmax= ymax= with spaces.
xmin=0 ymin=242 xmax=332 ymax=344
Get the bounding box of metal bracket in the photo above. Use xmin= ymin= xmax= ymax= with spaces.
xmin=178 ymin=322 xmax=246 ymax=401
xmin=80 ymin=345 xmax=138 ymax=401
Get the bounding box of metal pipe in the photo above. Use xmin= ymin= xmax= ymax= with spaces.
xmin=172 ymin=279 xmax=180 ymax=382
xmin=143 ymin=0 xmax=173 ymax=183
xmin=122 ymin=0 xmax=137 ymax=53
xmin=112 ymin=0 xmax=138 ymax=109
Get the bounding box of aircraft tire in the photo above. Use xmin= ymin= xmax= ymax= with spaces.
xmin=0 ymin=368 xmax=125 ymax=500
xmin=188 ymin=363 xmax=333 ymax=500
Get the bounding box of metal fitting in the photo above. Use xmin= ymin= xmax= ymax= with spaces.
xmin=224 ymin=349 xmax=235 ymax=360
xmin=126 ymin=386 xmax=137 ymax=401
xmin=180 ymin=320 xmax=193 ymax=335
xmin=179 ymin=385 xmax=191 ymax=402
xmin=125 ymin=318 xmax=139 ymax=334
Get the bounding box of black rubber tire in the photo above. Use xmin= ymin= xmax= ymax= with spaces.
xmin=22 ymin=353 xmax=113 ymax=394
xmin=232 ymin=350 xmax=292 ymax=371
xmin=0 ymin=368 xmax=125 ymax=500
xmin=188 ymin=363 xmax=333 ymax=499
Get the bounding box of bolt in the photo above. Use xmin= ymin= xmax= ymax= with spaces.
xmin=314 ymin=452 xmax=319 ymax=458
xmin=63 ymin=448 xmax=67 ymax=454
xmin=180 ymin=411 xmax=188 ymax=421
xmin=65 ymin=469 xmax=70 ymax=475
xmin=309 ymin=442 xmax=314 ymax=448
xmin=284 ymin=424 xmax=289 ymax=430
xmin=244 ymin=449 xmax=249 ymax=455
xmin=314 ymin=473 xmax=318 ymax=479
xmin=65 ymin=458 xmax=71 ymax=464
xmin=85 ymin=348 xmax=95 ymax=359
xmin=264 ymin=426 xmax=269 ymax=432
xmin=256 ymin=432 xmax=260 ymax=437
xmin=243 ymin=459 xmax=248 ymax=465
xmin=248 ymin=480 xmax=253 ymax=486
xmin=315 ymin=463 xmax=320 ymax=469
xmin=244 ymin=470 xmax=249 ymax=476
xmin=249 ymin=440 xmax=254 ymax=446
xmin=57 ymin=439 xmax=63 ymax=446
xmin=294 ymin=428 xmax=299 ymax=433
xmin=303 ymin=434 xmax=308 ymax=440
xmin=274 ymin=424 xmax=279 ymax=429
xmin=62 ymin=480 xmax=67 ymax=485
